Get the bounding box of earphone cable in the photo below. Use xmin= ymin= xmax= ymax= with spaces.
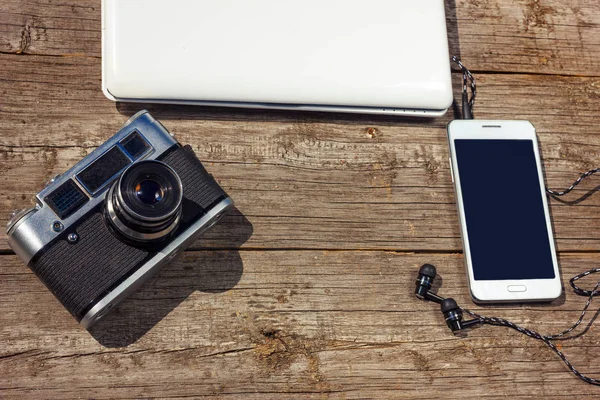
xmin=450 ymin=57 xmax=598 ymax=197
xmin=462 ymin=277 xmax=600 ymax=385
xmin=444 ymin=57 xmax=600 ymax=386
xmin=451 ymin=56 xmax=476 ymax=120
xmin=546 ymin=169 xmax=600 ymax=196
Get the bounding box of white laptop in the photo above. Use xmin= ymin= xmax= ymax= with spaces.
xmin=102 ymin=0 xmax=453 ymax=117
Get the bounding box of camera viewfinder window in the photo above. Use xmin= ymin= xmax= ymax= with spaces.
xmin=121 ymin=131 xmax=151 ymax=160
xmin=77 ymin=146 xmax=131 ymax=194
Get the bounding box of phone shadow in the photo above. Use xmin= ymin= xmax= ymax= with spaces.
xmin=88 ymin=206 xmax=253 ymax=348
xmin=538 ymin=146 xmax=600 ymax=308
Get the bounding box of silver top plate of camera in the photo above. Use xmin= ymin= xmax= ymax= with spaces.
xmin=7 ymin=110 xmax=177 ymax=264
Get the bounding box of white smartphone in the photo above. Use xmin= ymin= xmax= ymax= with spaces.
xmin=447 ymin=120 xmax=562 ymax=303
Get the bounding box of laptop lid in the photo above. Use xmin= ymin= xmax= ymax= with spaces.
xmin=102 ymin=0 xmax=453 ymax=116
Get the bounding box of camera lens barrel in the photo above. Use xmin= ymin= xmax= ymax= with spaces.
xmin=106 ymin=160 xmax=183 ymax=243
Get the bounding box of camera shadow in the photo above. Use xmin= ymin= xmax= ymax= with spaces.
xmin=88 ymin=206 xmax=253 ymax=347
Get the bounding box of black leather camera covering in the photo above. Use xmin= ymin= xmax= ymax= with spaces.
xmin=29 ymin=145 xmax=228 ymax=321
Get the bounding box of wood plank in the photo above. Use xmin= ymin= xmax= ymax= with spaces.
xmin=1 ymin=1 xmax=599 ymax=76
xmin=3 ymin=140 xmax=600 ymax=253
xmin=2 ymin=251 xmax=600 ymax=398
xmin=0 ymin=1 xmax=100 ymax=57
xmin=1 ymin=54 xmax=599 ymax=252
xmin=1 ymin=1 xmax=600 ymax=398
xmin=449 ymin=0 xmax=600 ymax=76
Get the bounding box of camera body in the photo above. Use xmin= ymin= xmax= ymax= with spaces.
xmin=7 ymin=111 xmax=233 ymax=328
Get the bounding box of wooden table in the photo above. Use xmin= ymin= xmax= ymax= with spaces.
xmin=1 ymin=1 xmax=599 ymax=398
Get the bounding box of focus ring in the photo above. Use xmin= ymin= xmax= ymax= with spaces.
xmin=105 ymin=160 xmax=183 ymax=243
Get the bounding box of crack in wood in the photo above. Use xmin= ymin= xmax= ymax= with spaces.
xmin=0 ymin=0 xmax=599 ymax=396
xmin=0 ymin=349 xmax=39 ymax=360
xmin=16 ymin=24 xmax=31 ymax=55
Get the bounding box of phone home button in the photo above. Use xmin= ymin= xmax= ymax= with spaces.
xmin=507 ymin=285 xmax=527 ymax=293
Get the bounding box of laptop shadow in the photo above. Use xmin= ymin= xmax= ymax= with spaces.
xmin=115 ymin=101 xmax=447 ymax=128
xmin=112 ymin=0 xmax=463 ymax=126
xmin=88 ymin=206 xmax=253 ymax=348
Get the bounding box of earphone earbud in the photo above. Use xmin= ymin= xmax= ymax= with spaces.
xmin=414 ymin=264 xmax=444 ymax=304
xmin=415 ymin=264 xmax=480 ymax=333
xmin=440 ymin=298 xmax=480 ymax=332
xmin=414 ymin=263 xmax=600 ymax=384
xmin=441 ymin=298 xmax=463 ymax=332
xmin=415 ymin=264 xmax=435 ymax=298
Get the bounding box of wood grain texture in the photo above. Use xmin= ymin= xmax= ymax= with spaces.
xmin=449 ymin=0 xmax=600 ymax=75
xmin=0 ymin=55 xmax=599 ymax=251
xmin=1 ymin=0 xmax=600 ymax=398
xmin=2 ymin=252 xmax=600 ymax=399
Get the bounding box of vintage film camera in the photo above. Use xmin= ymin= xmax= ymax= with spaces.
xmin=6 ymin=111 xmax=233 ymax=328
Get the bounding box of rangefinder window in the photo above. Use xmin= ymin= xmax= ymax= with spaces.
xmin=121 ymin=131 xmax=151 ymax=160
xmin=77 ymin=146 xmax=131 ymax=194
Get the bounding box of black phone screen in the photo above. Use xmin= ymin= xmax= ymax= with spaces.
xmin=454 ymin=139 xmax=555 ymax=281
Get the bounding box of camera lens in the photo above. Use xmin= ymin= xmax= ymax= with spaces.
xmin=135 ymin=180 xmax=164 ymax=205
xmin=105 ymin=160 xmax=183 ymax=243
